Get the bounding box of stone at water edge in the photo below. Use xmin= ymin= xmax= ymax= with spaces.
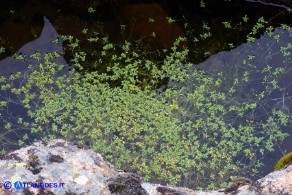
xmin=0 ymin=139 xmax=291 ymax=195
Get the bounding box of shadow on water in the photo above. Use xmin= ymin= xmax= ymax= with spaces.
xmin=167 ymin=27 xmax=292 ymax=178
xmin=0 ymin=17 xmax=68 ymax=152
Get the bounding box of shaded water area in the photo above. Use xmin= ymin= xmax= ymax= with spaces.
xmin=0 ymin=0 xmax=292 ymax=187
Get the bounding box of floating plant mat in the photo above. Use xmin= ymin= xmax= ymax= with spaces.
xmin=165 ymin=27 xmax=292 ymax=178
xmin=189 ymin=27 xmax=292 ymax=113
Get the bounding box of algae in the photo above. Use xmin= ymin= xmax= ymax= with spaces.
xmin=274 ymin=152 xmax=292 ymax=171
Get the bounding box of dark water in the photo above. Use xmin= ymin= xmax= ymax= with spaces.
xmin=0 ymin=0 xmax=291 ymax=186
xmin=1 ymin=0 xmax=292 ymax=61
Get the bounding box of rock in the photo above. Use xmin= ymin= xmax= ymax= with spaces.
xmin=251 ymin=164 xmax=292 ymax=194
xmin=107 ymin=173 xmax=149 ymax=195
xmin=0 ymin=139 xmax=118 ymax=194
xmin=0 ymin=139 xmax=292 ymax=194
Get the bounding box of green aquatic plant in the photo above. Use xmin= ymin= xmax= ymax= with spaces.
xmin=0 ymin=4 xmax=291 ymax=190
xmin=274 ymin=152 xmax=292 ymax=171
xmin=1 ymin=31 xmax=290 ymax=190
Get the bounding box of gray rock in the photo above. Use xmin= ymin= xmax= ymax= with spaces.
xmin=0 ymin=139 xmax=292 ymax=195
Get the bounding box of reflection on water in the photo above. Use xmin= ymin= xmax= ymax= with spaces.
xmin=0 ymin=17 xmax=68 ymax=152
xmin=167 ymin=27 xmax=292 ymax=177
xmin=0 ymin=17 xmax=66 ymax=76
xmin=245 ymin=0 xmax=291 ymax=10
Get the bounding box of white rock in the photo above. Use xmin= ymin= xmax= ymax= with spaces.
xmin=74 ymin=175 xmax=89 ymax=185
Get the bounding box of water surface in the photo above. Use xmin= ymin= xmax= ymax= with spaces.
xmin=167 ymin=26 xmax=292 ymax=178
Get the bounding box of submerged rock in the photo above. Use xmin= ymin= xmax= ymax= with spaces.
xmin=0 ymin=139 xmax=291 ymax=194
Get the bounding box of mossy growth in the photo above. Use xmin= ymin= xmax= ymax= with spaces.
xmin=274 ymin=152 xmax=292 ymax=171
